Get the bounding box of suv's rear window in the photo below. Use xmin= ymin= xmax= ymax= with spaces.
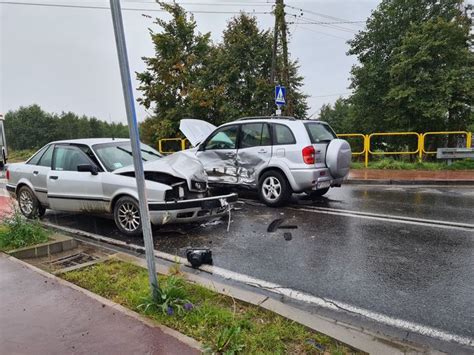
xmin=305 ymin=122 xmax=337 ymax=143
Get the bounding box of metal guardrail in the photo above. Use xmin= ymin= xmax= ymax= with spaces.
xmin=158 ymin=130 xmax=473 ymax=168
xmin=421 ymin=131 xmax=472 ymax=154
xmin=158 ymin=138 xmax=187 ymax=154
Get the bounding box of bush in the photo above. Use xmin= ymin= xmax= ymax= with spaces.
xmin=138 ymin=276 xmax=192 ymax=316
xmin=0 ymin=210 xmax=49 ymax=251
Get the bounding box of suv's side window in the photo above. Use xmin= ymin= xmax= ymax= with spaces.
xmin=53 ymin=146 xmax=93 ymax=171
xmin=240 ymin=123 xmax=271 ymax=148
xmin=204 ymin=125 xmax=239 ymax=150
xmin=273 ymin=124 xmax=296 ymax=145
xmin=37 ymin=144 xmax=54 ymax=167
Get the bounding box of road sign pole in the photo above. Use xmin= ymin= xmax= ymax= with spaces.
xmin=276 ymin=105 xmax=282 ymax=116
xmin=109 ymin=0 xmax=159 ymax=299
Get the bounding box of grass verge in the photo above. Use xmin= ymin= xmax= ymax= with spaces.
xmin=63 ymin=260 xmax=361 ymax=354
xmin=0 ymin=210 xmax=49 ymax=251
xmin=351 ymin=158 xmax=474 ymax=170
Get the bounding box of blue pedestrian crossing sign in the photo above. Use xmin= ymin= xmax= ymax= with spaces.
xmin=275 ymin=85 xmax=286 ymax=106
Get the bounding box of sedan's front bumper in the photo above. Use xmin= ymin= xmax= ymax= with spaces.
xmin=148 ymin=193 xmax=238 ymax=225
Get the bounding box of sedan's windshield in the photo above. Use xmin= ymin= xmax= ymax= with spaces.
xmin=93 ymin=142 xmax=162 ymax=171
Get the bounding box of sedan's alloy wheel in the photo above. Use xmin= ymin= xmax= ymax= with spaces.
xmin=117 ymin=202 xmax=141 ymax=232
xmin=19 ymin=190 xmax=34 ymax=215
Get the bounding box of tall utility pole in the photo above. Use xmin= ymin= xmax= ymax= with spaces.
xmin=271 ymin=0 xmax=293 ymax=115
xmin=109 ymin=0 xmax=159 ymax=300
xmin=270 ymin=1 xmax=279 ymax=85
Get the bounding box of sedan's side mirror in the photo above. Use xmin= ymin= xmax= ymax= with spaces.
xmin=77 ymin=164 xmax=99 ymax=175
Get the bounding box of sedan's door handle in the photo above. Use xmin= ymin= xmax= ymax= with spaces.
xmin=258 ymin=149 xmax=267 ymax=154
xmin=49 ymin=176 xmax=59 ymax=180
xmin=33 ymin=171 xmax=39 ymax=175
xmin=224 ymin=152 xmax=235 ymax=158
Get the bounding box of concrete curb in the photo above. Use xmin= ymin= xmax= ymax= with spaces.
xmin=5 ymin=254 xmax=203 ymax=353
xmin=7 ymin=234 xmax=77 ymax=259
xmin=41 ymin=221 xmax=435 ymax=355
xmin=347 ymin=179 xmax=474 ymax=186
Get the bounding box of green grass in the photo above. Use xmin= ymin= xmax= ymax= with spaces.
xmin=6 ymin=149 xmax=36 ymax=163
xmin=351 ymin=158 xmax=474 ymax=170
xmin=63 ymin=261 xmax=361 ymax=354
xmin=0 ymin=210 xmax=49 ymax=251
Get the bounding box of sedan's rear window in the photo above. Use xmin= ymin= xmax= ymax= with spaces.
xmin=305 ymin=122 xmax=337 ymax=143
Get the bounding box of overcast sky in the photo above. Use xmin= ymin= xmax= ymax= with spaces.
xmin=0 ymin=0 xmax=379 ymax=123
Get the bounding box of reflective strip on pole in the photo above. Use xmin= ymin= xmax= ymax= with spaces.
xmin=109 ymin=0 xmax=158 ymax=299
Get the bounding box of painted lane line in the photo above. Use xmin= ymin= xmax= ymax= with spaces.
xmin=42 ymin=221 xmax=474 ymax=348
xmin=239 ymin=199 xmax=474 ymax=232
xmin=290 ymin=205 xmax=474 ymax=229
xmin=288 ymin=207 xmax=474 ymax=232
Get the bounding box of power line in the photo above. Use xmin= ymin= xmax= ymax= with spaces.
xmin=287 ymin=12 xmax=357 ymax=33
xmin=0 ymin=1 xmax=272 ymax=14
xmin=308 ymin=92 xmax=351 ymax=98
xmin=124 ymin=0 xmax=272 ymax=6
xmin=288 ymin=20 xmax=364 ymax=25
xmin=296 ymin=25 xmax=349 ymax=40
xmin=285 ymin=4 xmax=364 ymax=28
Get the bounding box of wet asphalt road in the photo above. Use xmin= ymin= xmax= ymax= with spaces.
xmin=4 ymin=183 xmax=474 ymax=344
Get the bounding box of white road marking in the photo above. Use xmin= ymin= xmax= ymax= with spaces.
xmin=288 ymin=206 xmax=474 ymax=232
xmin=240 ymin=198 xmax=474 ymax=232
xmin=43 ymin=222 xmax=474 ymax=348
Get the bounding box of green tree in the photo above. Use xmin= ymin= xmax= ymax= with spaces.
xmin=137 ymin=2 xmax=212 ymax=143
xmin=4 ymin=104 xmax=55 ymax=150
xmin=137 ymin=4 xmax=308 ymax=146
xmin=4 ymin=105 xmax=129 ymax=150
xmin=318 ymin=98 xmax=355 ymax=133
xmin=348 ymin=0 xmax=473 ymax=133
xmin=388 ymin=17 xmax=473 ymax=132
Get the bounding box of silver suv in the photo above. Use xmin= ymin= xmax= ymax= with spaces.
xmin=180 ymin=117 xmax=351 ymax=206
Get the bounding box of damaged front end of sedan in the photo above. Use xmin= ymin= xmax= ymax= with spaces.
xmin=114 ymin=152 xmax=238 ymax=226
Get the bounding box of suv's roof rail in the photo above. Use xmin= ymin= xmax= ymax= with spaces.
xmin=237 ymin=116 xmax=296 ymax=121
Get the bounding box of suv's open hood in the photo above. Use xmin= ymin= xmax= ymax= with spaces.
xmin=179 ymin=119 xmax=216 ymax=147
xmin=113 ymin=153 xmax=207 ymax=182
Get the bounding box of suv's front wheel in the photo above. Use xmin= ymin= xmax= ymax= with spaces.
xmin=258 ymin=170 xmax=292 ymax=207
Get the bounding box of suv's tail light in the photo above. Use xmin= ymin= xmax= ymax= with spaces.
xmin=5 ymin=169 xmax=10 ymax=181
xmin=302 ymin=146 xmax=315 ymax=164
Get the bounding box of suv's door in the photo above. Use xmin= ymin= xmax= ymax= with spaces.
xmin=196 ymin=124 xmax=240 ymax=184
xmin=47 ymin=145 xmax=106 ymax=212
xmin=236 ymin=123 xmax=272 ymax=186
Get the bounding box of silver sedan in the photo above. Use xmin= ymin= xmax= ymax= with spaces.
xmin=6 ymin=138 xmax=236 ymax=236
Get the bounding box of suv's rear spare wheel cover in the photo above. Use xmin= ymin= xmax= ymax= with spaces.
xmin=326 ymin=139 xmax=351 ymax=179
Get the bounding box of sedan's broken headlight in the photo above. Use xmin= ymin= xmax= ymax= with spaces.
xmin=191 ymin=180 xmax=207 ymax=192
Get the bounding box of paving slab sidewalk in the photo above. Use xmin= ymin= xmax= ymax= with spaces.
xmin=0 ymin=254 xmax=201 ymax=355
xmin=348 ymin=169 xmax=474 ymax=185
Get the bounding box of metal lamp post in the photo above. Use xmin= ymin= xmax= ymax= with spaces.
xmin=109 ymin=0 xmax=159 ymax=299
